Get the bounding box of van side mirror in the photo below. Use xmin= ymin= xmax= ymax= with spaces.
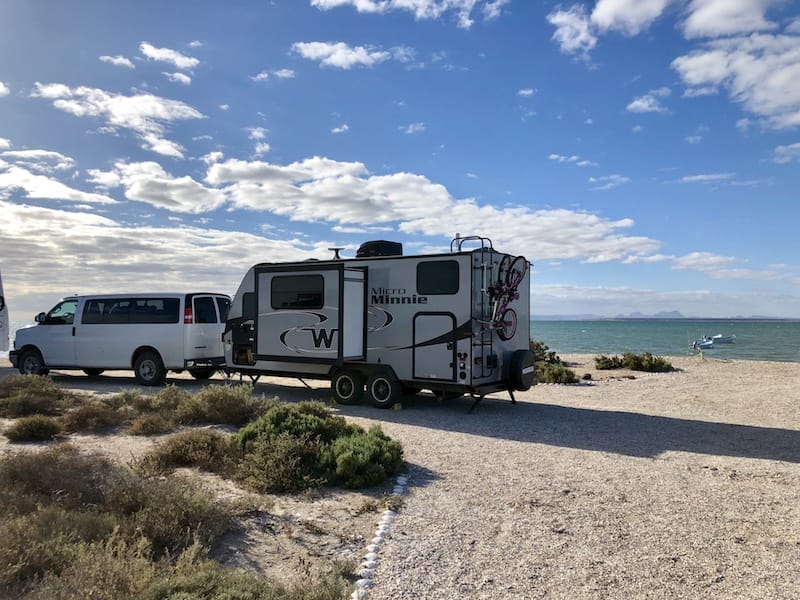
xmin=35 ymin=312 xmax=46 ymax=323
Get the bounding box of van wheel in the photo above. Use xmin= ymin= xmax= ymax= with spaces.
xmin=19 ymin=349 xmax=48 ymax=376
xmin=134 ymin=351 xmax=166 ymax=386
xmin=189 ymin=367 xmax=216 ymax=380
xmin=331 ymin=371 xmax=364 ymax=405
xmin=83 ymin=368 xmax=104 ymax=377
xmin=367 ymin=373 xmax=401 ymax=409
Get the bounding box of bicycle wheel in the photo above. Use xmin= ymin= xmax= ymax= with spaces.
xmin=497 ymin=255 xmax=512 ymax=287
xmin=497 ymin=308 xmax=518 ymax=341
xmin=505 ymin=256 xmax=527 ymax=288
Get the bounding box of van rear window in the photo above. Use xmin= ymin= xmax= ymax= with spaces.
xmin=82 ymin=298 xmax=180 ymax=324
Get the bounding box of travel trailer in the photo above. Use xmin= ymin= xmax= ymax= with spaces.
xmin=224 ymin=235 xmax=535 ymax=409
xmin=10 ymin=292 xmax=231 ymax=385
xmin=0 ymin=268 xmax=8 ymax=353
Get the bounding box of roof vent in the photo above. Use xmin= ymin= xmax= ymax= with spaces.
xmin=356 ymin=240 xmax=403 ymax=258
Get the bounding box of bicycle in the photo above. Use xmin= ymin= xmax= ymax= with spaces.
xmin=489 ymin=255 xmax=528 ymax=341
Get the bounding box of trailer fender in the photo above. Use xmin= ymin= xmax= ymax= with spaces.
xmin=508 ymin=349 xmax=536 ymax=391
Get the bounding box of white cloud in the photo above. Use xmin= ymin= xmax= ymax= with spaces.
xmin=685 ymin=135 xmax=702 ymax=143
xmin=332 ymin=124 xmax=350 ymax=134
xmin=682 ymin=0 xmax=782 ymax=39
xmin=250 ymin=71 xmax=269 ymax=82
xmin=247 ymin=127 xmax=268 ymax=140
xmin=1 ymin=150 xmax=76 ymax=173
xmin=139 ymin=42 xmax=199 ymax=70
xmin=0 ymin=138 xmax=10 ymax=149
xmin=0 ymin=81 xmax=9 ymax=96
xmin=0 ymin=163 xmax=117 ymax=204
xmin=549 ymin=153 xmax=579 ymax=163
xmin=99 ymin=55 xmax=135 ymax=69
xmin=591 ymin=0 xmax=673 ymax=35
xmin=672 ymin=251 xmax=736 ymax=270
xmin=163 ymin=72 xmax=192 ymax=85
xmin=310 ymin=0 xmax=509 ymax=29
xmin=772 ymin=142 xmax=800 ymax=163
xmin=254 ymin=142 xmax=271 ymax=156
xmin=292 ymin=41 xmax=394 ymax=68
xmin=589 ymin=174 xmax=631 ymax=190
xmin=31 ymin=83 xmax=204 ymax=158
xmin=401 ymin=122 xmax=425 ymax=134
xmin=517 ymin=88 xmax=536 ymax=97
xmin=547 ymin=5 xmax=597 ymax=58
xmin=94 ymin=161 xmax=226 ymax=213
xmin=672 ymin=34 xmax=800 ymax=130
xmin=188 ymin=40 xmax=203 ymax=48
xmin=678 ymin=172 xmax=735 ymax=183
xmin=273 ymin=69 xmax=296 ymax=79
xmin=627 ymin=87 xmax=671 ymax=113
xmin=576 ymin=159 xmax=599 ymax=167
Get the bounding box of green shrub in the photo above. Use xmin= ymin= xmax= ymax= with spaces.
xmin=60 ymin=403 xmax=124 ymax=432
xmin=236 ymin=431 xmax=324 ymax=494
xmin=3 ymin=414 xmax=63 ymax=442
xmin=176 ymin=384 xmax=268 ymax=426
xmin=138 ymin=429 xmax=237 ymax=475
xmin=534 ymin=362 xmax=579 ymax=384
xmin=0 ymin=375 xmax=83 ymax=417
xmin=322 ymin=425 xmax=404 ymax=489
xmin=127 ymin=413 xmax=174 ymax=436
xmin=234 ymin=401 xmax=356 ymax=451
xmin=595 ymin=354 xmax=624 ymax=370
xmin=530 ymin=340 xmax=562 ymax=364
xmin=594 ymin=352 xmax=674 ymax=373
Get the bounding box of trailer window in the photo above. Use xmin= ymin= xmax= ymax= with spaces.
xmin=242 ymin=292 xmax=256 ymax=320
xmin=271 ymin=275 xmax=324 ymax=309
xmin=417 ymin=261 xmax=459 ymax=295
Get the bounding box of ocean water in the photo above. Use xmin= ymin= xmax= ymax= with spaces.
xmin=531 ymin=319 xmax=800 ymax=363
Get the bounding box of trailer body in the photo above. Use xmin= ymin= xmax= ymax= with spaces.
xmin=224 ymin=236 xmax=535 ymax=407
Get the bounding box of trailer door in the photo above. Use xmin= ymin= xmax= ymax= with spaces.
xmin=412 ymin=312 xmax=457 ymax=381
xmin=342 ymin=268 xmax=366 ymax=360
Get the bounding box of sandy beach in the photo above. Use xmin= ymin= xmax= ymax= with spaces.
xmin=1 ymin=354 xmax=798 ymax=599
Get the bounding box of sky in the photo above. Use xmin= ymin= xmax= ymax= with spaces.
xmin=1 ymin=0 xmax=799 ymax=325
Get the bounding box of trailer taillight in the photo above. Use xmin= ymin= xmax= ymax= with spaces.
xmin=184 ymin=307 xmax=193 ymax=324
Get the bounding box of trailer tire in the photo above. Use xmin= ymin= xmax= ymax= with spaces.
xmin=134 ymin=351 xmax=166 ymax=386
xmin=367 ymin=372 xmax=401 ymax=409
xmin=332 ymin=370 xmax=365 ymax=405
xmin=509 ymin=349 xmax=536 ymax=391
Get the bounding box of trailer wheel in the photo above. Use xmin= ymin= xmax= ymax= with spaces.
xmin=509 ymin=349 xmax=536 ymax=391
xmin=332 ymin=370 xmax=365 ymax=405
xmin=19 ymin=348 xmax=49 ymax=376
xmin=134 ymin=351 xmax=166 ymax=386
xmin=367 ymin=373 xmax=401 ymax=409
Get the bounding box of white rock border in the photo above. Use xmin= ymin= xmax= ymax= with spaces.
xmin=351 ymin=474 xmax=408 ymax=599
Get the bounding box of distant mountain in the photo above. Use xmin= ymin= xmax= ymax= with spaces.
xmin=617 ymin=311 xmax=685 ymax=319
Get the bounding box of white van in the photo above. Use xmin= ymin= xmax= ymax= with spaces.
xmin=0 ymin=268 xmax=8 ymax=353
xmin=9 ymin=292 xmax=231 ymax=385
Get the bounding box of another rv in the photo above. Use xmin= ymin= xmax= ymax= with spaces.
xmin=0 ymin=268 xmax=8 ymax=353
xmin=10 ymin=292 xmax=231 ymax=385
xmin=224 ymin=235 xmax=535 ymax=408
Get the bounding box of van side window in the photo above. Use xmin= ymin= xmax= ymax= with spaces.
xmin=82 ymin=298 xmax=180 ymax=324
xmin=417 ymin=261 xmax=459 ymax=295
xmin=46 ymin=299 xmax=78 ymax=324
xmin=271 ymin=275 xmax=324 ymax=309
xmin=194 ymin=297 xmax=218 ymax=324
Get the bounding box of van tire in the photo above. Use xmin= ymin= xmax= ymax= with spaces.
xmin=134 ymin=351 xmax=166 ymax=386
xmin=19 ymin=348 xmax=48 ymax=376
xmin=189 ymin=367 xmax=216 ymax=380
xmin=331 ymin=370 xmax=364 ymax=405
xmin=367 ymin=373 xmax=401 ymax=409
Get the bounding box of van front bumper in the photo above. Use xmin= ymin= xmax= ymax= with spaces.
xmin=8 ymin=350 xmax=19 ymax=368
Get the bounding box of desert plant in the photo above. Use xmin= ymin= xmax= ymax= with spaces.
xmin=322 ymin=425 xmax=404 ymax=489
xmin=3 ymin=414 xmax=63 ymax=442
xmin=595 ymin=354 xmax=624 ymax=370
xmin=60 ymin=402 xmax=124 ymax=432
xmin=595 ymin=352 xmax=674 ymax=373
xmin=535 ymin=362 xmax=579 ymax=384
xmin=0 ymin=375 xmax=83 ymax=417
xmin=236 ymin=431 xmax=325 ymax=493
xmin=127 ymin=413 xmax=174 ymax=436
xmin=138 ymin=429 xmax=237 ymax=476
xmin=175 ymin=384 xmax=268 ymax=426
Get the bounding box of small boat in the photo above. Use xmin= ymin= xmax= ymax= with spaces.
xmin=692 ymin=337 xmax=715 ymax=350
xmin=710 ymin=333 xmax=736 ymax=344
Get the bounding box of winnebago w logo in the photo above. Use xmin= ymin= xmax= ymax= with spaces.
xmin=279 ymin=312 xmax=338 ymax=353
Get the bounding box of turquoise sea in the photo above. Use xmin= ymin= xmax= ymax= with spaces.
xmin=531 ymin=319 xmax=800 ymax=363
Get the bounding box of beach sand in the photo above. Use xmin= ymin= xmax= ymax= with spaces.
xmin=1 ymin=355 xmax=798 ymax=598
